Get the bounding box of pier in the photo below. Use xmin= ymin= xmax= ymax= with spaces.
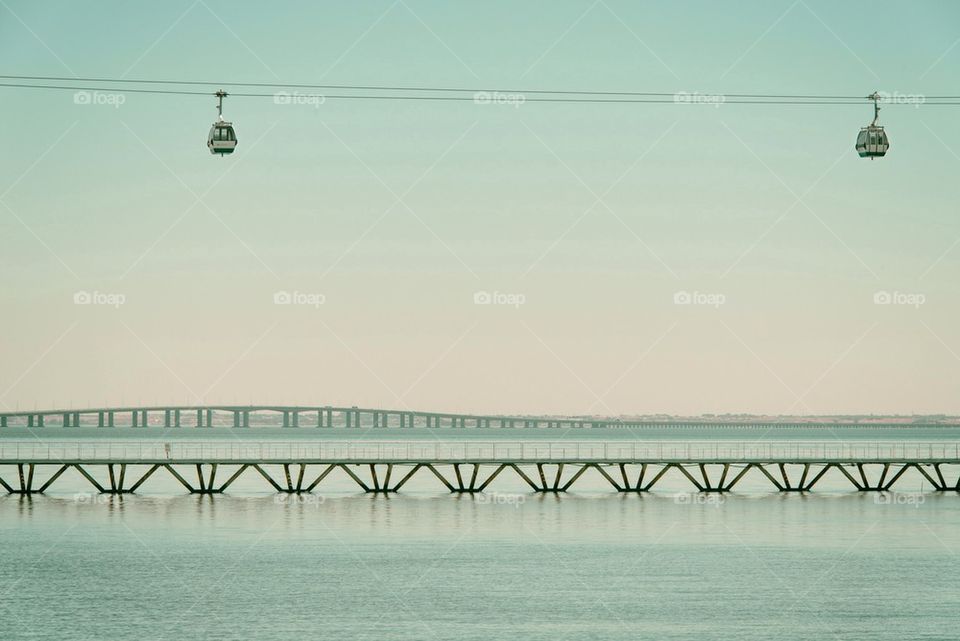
xmin=0 ymin=405 xmax=950 ymax=430
xmin=2 ymin=440 xmax=958 ymax=496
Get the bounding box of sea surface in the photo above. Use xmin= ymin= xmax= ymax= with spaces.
xmin=2 ymin=425 xmax=959 ymax=640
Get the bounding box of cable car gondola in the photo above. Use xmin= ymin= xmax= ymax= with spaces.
xmin=207 ymin=90 xmax=237 ymax=156
xmin=855 ymin=92 xmax=889 ymax=159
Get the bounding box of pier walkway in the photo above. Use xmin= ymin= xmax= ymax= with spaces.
xmin=2 ymin=440 xmax=959 ymax=495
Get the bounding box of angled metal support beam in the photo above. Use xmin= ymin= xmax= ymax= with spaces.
xmin=723 ymin=464 xmax=754 ymax=491
xmin=339 ymin=464 xmax=371 ymax=492
xmin=754 ymin=464 xmax=786 ymax=491
xmin=468 ymin=464 xmax=480 ymax=491
xmin=641 ymin=464 xmax=673 ymax=491
xmin=674 ymin=464 xmax=705 ymax=492
xmin=560 ymin=464 xmax=591 ymax=491
xmin=195 ymin=464 xmax=206 ymax=492
xmin=0 ymin=473 xmax=15 ymax=494
xmin=635 ymin=463 xmax=648 ymax=491
xmin=934 ymin=464 xmax=948 ymax=490
xmin=453 ymin=464 xmax=465 ymax=491
xmin=38 ymin=465 xmax=70 ymax=493
xmin=283 ymin=464 xmax=294 ymax=492
xmin=803 ymin=464 xmax=833 ymax=491
xmin=383 ymin=464 xmax=393 ymax=491
xmin=798 ymin=464 xmax=811 ymax=490
xmin=593 ymin=464 xmax=624 ymax=492
xmin=553 ymin=463 xmax=564 ymax=491
xmin=296 ymin=464 xmax=306 ymax=492
xmin=881 ymin=463 xmax=913 ymax=491
xmin=128 ymin=464 xmax=161 ymax=493
xmin=390 ymin=464 xmax=423 ymax=492
xmin=217 ymin=465 xmax=250 ymax=492
xmin=914 ymin=464 xmax=945 ymax=491
xmin=305 ymin=464 xmax=337 ymax=492
xmin=835 ymin=464 xmax=865 ymax=491
xmin=164 ymin=465 xmax=197 ymax=493
xmin=717 ymin=463 xmax=730 ymax=490
xmin=508 ymin=464 xmax=541 ymax=492
xmin=424 ymin=464 xmax=455 ymax=492
xmin=251 ymin=464 xmax=283 ymax=492
xmin=856 ymin=464 xmax=870 ymax=490
xmin=536 ymin=464 xmax=549 ymax=491
xmin=74 ymin=464 xmax=106 ymax=493
xmin=477 ymin=464 xmax=508 ymax=492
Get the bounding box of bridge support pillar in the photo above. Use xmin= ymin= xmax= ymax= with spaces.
xmin=63 ymin=412 xmax=71 ymax=427
xmin=132 ymin=411 xmax=138 ymax=427
xmin=196 ymin=409 xmax=203 ymax=427
xmin=97 ymin=411 xmax=104 ymax=427
xmin=165 ymin=410 xmax=171 ymax=427
xmin=175 ymin=409 xmax=181 ymax=427
xmin=243 ymin=411 xmax=250 ymax=427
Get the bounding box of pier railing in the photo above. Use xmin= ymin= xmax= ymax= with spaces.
xmin=2 ymin=440 xmax=959 ymax=463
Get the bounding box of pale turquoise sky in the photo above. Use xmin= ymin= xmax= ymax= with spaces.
xmin=1 ymin=1 xmax=959 ymax=415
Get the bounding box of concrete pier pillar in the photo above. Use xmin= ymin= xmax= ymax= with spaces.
xmin=108 ymin=412 xmax=115 ymax=427
xmin=63 ymin=413 xmax=71 ymax=427
xmin=74 ymin=412 xmax=80 ymax=426
xmin=243 ymin=411 xmax=249 ymax=427
xmin=132 ymin=411 xmax=138 ymax=427
xmin=196 ymin=409 xmax=203 ymax=427
xmin=206 ymin=409 xmax=212 ymax=427
xmin=97 ymin=411 xmax=104 ymax=427
xmin=141 ymin=410 xmax=148 ymax=427
xmin=282 ymin=411 xmax=290 ymax=428
xmin=1 ymin=416 xmax=6 ymax=427
xmin=27 ymin=415 xmax=34 ymax=427
xmin=174 ymin=409 xmax=181 ymax=427
xmin=233 ymin=411 xmax=240 ymax=427
xmin=292 ymin=411 xmax=299 ymax=427
xmin=164 ymin=410 xmax=171 ymax=427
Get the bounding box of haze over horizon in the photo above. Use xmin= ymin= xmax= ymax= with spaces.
xmin=2 ymin=1 xmax=959 ymax=416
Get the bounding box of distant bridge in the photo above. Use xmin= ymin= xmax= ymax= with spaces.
xmin=0 ymin=405 xmax=947 ymax=430
xmin=2 ymin=440 xmax=958 ymax=495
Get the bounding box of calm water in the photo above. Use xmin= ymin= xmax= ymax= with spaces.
xmin=1 ymin=492 xmax=959 ymax=640
xmin=4 ymin=426 xmax=959 ymax=639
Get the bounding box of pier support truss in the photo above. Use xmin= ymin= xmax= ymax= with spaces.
xmin=2 ymin=461 xmax=959 ymax=496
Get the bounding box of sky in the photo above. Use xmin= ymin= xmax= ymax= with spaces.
xmin=1 ymin=0 xmax=959 ymax=417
